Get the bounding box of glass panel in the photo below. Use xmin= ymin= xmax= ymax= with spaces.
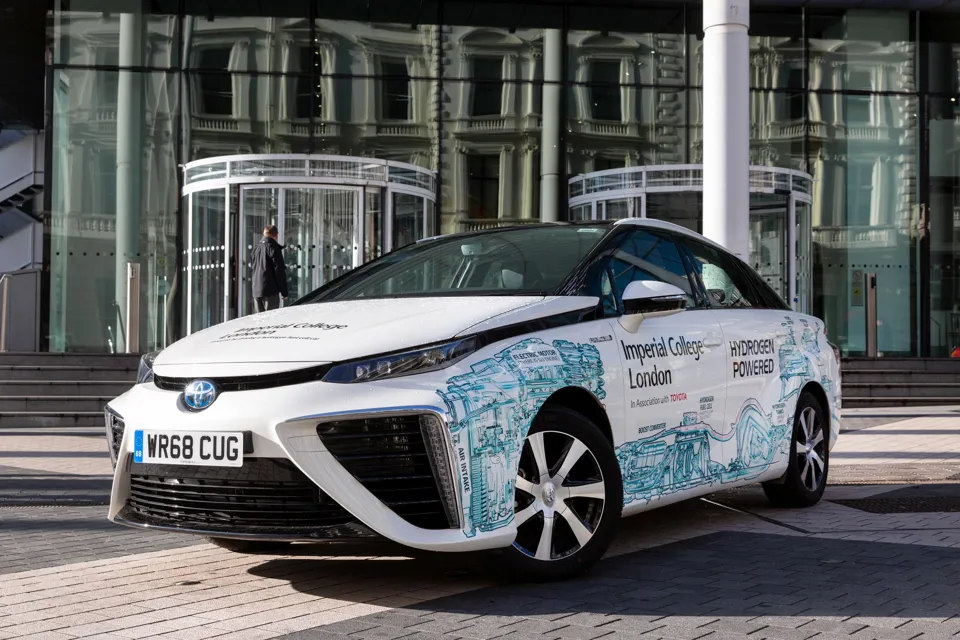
xmin=602 ymin=198 xmax=639 ymax=220
xmin=190 ymin=190 xmax=226 ymax=333
xmin=569 ymin=86 xmax=689 ymax=173
xmin=318 ymin=190 xmax=360 ymax=284
xmin=809 ymin=91 xmax=918 ymax=357
xmin=748 ymin=194 xmax=789 ymax=301
xmin=796 ymin=201 xmax=814 ymax=315
xmin=689 ymin=9 xmax=803 ymax=90
xmin=239 ymin=188 xmax=277 ymax=317
xmin=186 ymin=73 xmax=312 ymax=157
xmin=393 ymin=193 xmax=425 ymax=250
xmin=183 ymin=10 xmax=313 ymax=74
xmin=365 ymin=189 xmax=383 ymax=262
xmin=689 ymin=89 xmax=804 ymax=169
xmin=646 ymin=192 xmax=702 ymax=234
xmin=928 ymin=96 xmax=960 ymax=357
xmin=49 ymin=69 xmax=179 ymax=352
xmin=51 ymin=2 xmax=179 ymax=68
xmin=807 ymin=11 xmax=916 ymax=94
xmin=922 ymin=16 xmax=960 ymax=96
xmin=442 ymin=2 xmax=554 ymax=81
xmin=569 ymin=5 xmax=688 ymax=86
xmin=283 ymin=188 xmax=320 ymax=304
xmin=570 ymin=204 xmax=592 ymax=222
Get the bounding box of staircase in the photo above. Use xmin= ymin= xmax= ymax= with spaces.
xmin=0 ymin=353 xmax=139 ymax=428
xmin=841 ymin=357 xmax=960 ymax=408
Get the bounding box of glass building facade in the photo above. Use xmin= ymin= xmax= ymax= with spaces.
xmin=44 ymin=0 xmax=960 ymax=358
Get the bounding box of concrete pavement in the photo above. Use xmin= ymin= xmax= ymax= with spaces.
xmin=1 ymin=409 xmax=960 ymax=640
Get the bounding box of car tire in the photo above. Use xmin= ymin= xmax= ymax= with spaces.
xmin=206 ymin=537 xmax=292 ymax=554
xmin=502 ymin=405 xmax=622 ymax=582
xmin=762 ymin=391 xmax=829 ymax=508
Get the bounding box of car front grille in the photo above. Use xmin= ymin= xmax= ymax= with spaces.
xmin=126 ymin=458 xmax=375 ymax=537
xmin=317 ymin=414 xmax=459 ymax=530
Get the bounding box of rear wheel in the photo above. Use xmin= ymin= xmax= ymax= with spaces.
xmin=206 ymin=537 xmax=292 ymax=554
xmin=762 ymin=391 xmax=829 ymax=508
xmin=504 ymin=406 xmax=622 ymax=581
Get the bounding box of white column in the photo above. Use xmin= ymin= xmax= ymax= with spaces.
xmin=702 ymin=0 xmax=750 ymax=259
xmin=116 ymin=10 xmax=145 ymax=349
xmin=540 ymin=29 xmax=562 ymax=222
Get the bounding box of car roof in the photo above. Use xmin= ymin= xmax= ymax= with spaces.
xmin=610 ymin=217 xmax=730 ymax=254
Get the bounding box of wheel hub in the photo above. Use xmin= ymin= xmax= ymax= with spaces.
xmin=541 ymin=482 xmax=557 ymax=507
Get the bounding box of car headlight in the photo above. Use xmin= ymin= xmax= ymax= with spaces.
xmin=137 ymin=350 xmax=161 ymax=384
xmin=323 ymin=337 xmax=477 ymax=384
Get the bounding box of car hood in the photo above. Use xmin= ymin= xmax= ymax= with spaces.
xmin=153 ymin=296 xmax=597 ymax=375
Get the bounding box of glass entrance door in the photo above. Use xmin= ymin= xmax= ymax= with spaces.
xmin=794 ymin=200 xmax=813 ymax=314
xmin=237 ymin=186 xmax=362 ymax=317
xmin=748 ymin=194 xmax=789 ymax=303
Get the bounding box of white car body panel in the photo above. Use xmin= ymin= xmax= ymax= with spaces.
xmin=106 ymin=219 xmax=841 ymax=556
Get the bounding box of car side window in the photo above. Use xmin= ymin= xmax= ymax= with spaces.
xmin=683 ymin=239 xmax=764 ymax=309
xmin=732 ymin=259 xmax=791 ymax=310
xmin=608 ymin=230 xmax=697 ymax=311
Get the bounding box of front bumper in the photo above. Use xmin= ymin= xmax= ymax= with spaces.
xmin=106 ymin=380 xmax=515 ymax=552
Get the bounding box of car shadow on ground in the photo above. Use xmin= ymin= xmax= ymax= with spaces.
xmin=251 ymin=529 xmax=960 ymax=636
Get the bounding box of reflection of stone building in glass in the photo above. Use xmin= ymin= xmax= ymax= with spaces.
xmin=42 ymin=6 xmax=960 ymax=357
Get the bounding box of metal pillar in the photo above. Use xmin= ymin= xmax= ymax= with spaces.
xmin=540 ymin=29 xmax=562 ymax=222
xmin=702 ymin=0 xmax=750 ymax=259
xmin=115 ymin=10 xmax=145 ymax=350
xmin=865 ymin=272 xmax=878 ymax=357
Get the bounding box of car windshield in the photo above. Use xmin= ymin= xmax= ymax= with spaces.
xmin=298 ymin=225 xmax=611 ymax=302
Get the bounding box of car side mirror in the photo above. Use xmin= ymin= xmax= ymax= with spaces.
xmin=618 ymin=281 xmax=687 ymax=333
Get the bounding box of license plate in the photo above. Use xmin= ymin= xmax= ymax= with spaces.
xmin=133 ymin=430 xmax=244 ymax=467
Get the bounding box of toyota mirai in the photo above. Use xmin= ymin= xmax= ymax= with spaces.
xmin=105 ymin=218 xmax=840 ymax=580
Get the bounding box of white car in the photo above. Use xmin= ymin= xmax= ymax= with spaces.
xmin=105 ymin=218 xmax=840 ymax=580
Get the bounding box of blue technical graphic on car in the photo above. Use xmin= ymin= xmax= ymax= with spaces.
xmin=438 ymin=337 xmax=606 ymax=538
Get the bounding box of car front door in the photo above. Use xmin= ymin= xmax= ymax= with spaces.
xmin=595 ymin=228 xmax=730 ymax=512
xmin=680 ymin=237 xmax=792 ymax=482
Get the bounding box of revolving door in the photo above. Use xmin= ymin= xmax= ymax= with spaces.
xmin=568 ymin=165 xmax=814 ymax=312
xmin=182 ymin=155 xmax=436 ymax=335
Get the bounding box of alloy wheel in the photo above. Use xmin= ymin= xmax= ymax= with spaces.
xmin=513 ymin=430 xmax=606 ymax=561
xmin=796 ymin=406 xmax=826 ymax=491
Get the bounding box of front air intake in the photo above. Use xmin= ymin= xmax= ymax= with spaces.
xmin=104 ymin=407 xmax=125 ymax=468
xmin=125 ymin=458 xmax=372 ymax=537
xmin=317 ymin=413 xmax=460 ymax=530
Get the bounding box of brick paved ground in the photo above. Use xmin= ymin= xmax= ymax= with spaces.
xmin=289 ymin=531 xmax=960 ymax=640
xmin=0 ymin=505 xmax=199 ymax=575
xmin=2 ymin=410 xmax=960 ymax=640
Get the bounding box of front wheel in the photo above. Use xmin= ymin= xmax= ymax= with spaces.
xmin=762 ymin=391 xmax=829 ymax=508
xmin=503 ymin=406 xmax=622 ymax=581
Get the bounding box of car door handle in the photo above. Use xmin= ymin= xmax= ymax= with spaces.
xmin=703 ymin=333 xmax=723 ymax=347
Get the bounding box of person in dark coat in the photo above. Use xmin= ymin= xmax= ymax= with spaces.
xmin=250 ymin=225 xmax=289 ymax=312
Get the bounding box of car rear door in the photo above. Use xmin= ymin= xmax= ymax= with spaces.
xmin=679 ymin=236 xmax=792 ymax=481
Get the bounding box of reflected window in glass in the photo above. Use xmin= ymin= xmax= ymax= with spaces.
xmin=467 ymin=155 xmax=500 ymax=219
xmin=590 ymin=60 xmax=622 ymax=122
xmin=295 ymin=47 xmax=321 ymax=119
xmin=199 ymin=49 xmax=233 ymax=115
xmin=382 ymin=60 xmax=412 ymax=121
xmin=472 ymin=57 xmax=503 ymax=116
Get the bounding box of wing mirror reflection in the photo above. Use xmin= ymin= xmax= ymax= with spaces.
xmin=618 ymin=281 xmax=687 ymax=333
